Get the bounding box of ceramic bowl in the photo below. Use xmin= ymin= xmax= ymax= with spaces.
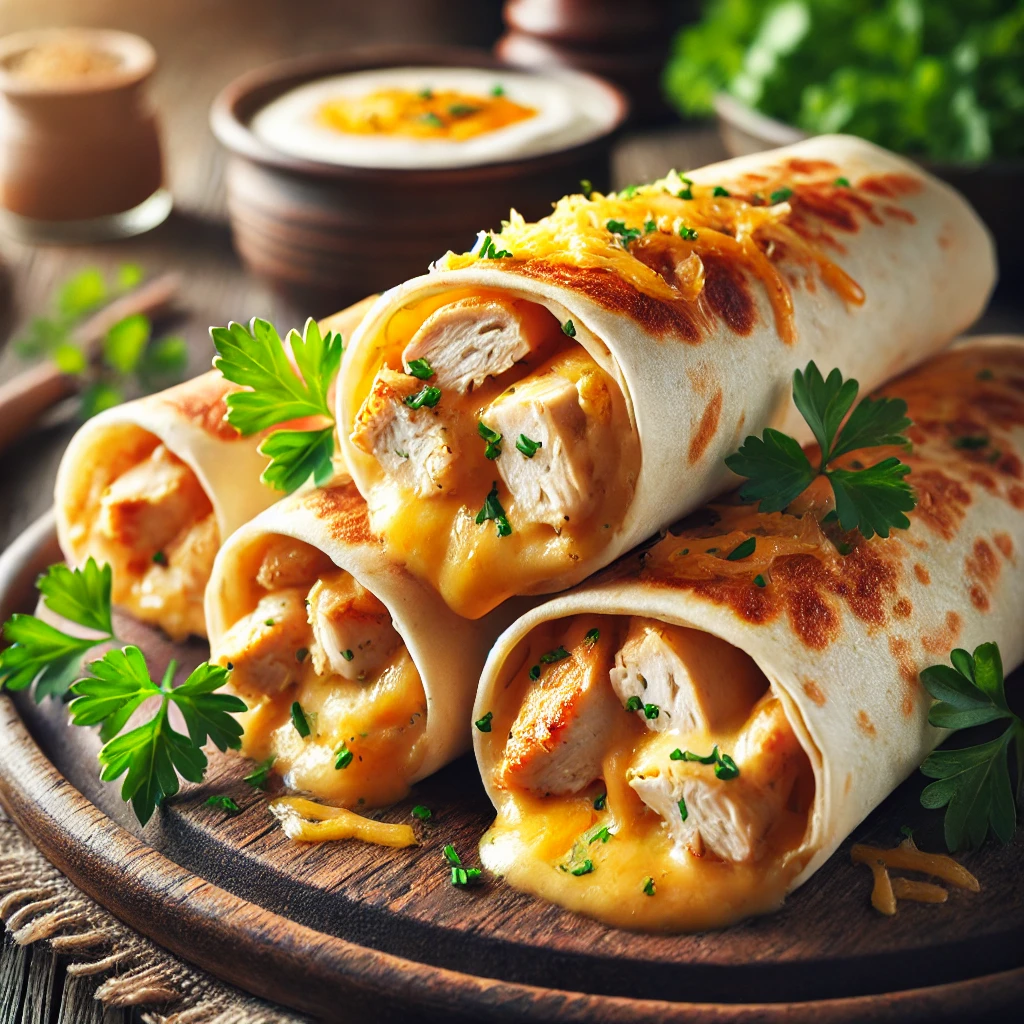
xmin=211 ymin=45 xmax=628 ymax=313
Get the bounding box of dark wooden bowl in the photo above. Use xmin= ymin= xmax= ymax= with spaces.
xmin=210 ymin=46 xmax=628 ymax=315
xmin=712 ymin=92 xmax=1024 ymax=287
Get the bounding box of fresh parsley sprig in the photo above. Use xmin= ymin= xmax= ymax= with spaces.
xmin=919 ymin=642 xmax=1023 ymax=853
xmin=725 ymin=362 xmax=916 ymax=539
xmin=211 ymin=317 xmax=343 ymax=494
xmin=0 ymin=559 xmax=246 ymax=826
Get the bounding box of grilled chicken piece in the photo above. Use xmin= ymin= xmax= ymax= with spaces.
xmin=307 ymin=570 xmax=401 ymax=681
xmin=497 ymin=621 xmax=619 ymax=796
xmin=98 ymin=445 xmax=211 ymax=552
xmin=481 ymin=371 xmax=596 ymax=528
xmin=401 ymin=297 xmax=550 ymax=394
xmin=629 ymin=696 xmax=805 ymax=863
xmin=350 ymin=368 xmax=458 ymax=497
xmin=610 ymin=619 xmax=768 ymax=734
xmin=211 ymin=589 xmax=311 ymax=700
xmin=256 ymin=536 xmax=336 ymax=591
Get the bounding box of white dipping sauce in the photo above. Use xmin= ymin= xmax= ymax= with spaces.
xmin=250 ymin=66 xmax=619 ymax=169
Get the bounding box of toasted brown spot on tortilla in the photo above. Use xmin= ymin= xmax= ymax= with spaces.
xmin=303 ymin=482 xmax=375 ymax=546
xmin=856 ymin=710 xmax=877 ymax=736
xmin=912 ymin=469 xmax=972 ymax=540
xmin=701 ymin=253 xmax=756 ymax=336
xmin=784 ymin=158 xmax=838 ymax=176
xmin=893 ymin=598 xmax=912 ymax=618
xmin=859 ymin=173 xmax=923 ymax=199
xmin=688 ymin=388 xmax=723 ymax=465
xmin=802 ymin=679 xmax=826 ymax=706
xmin=994 ymin=532 xmax=1014 ymax=560
xmin=969 ymin=585 xmax=990 ymax=612
xmin=773 ymin=556 xmax=842 ymax=651
xmin=844 ymin=773 xmax=853 ymax=795
xmin=159 ymin=372 xmax=240 ymax=442
xmin=510 ymin=261 xmax=707 ymax=342
xmin=889 ymin=636 xmax=919 ymax=716
xmin=686 ymin=363 xmax=711 ymax=396
xmin=966 ymin=537 xmax=1000 ymax=591
xmin=921 ymin=611 xmax=963 ymax=656
xmin=1010 ymin=485 xmax=1024 ymax=510
xmin=884 ymin=204 xmax=916 ymax=224
xmin=914 ymin=563 xmax=931 ymax=585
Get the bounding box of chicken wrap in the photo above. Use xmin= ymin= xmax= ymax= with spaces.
xmin=53 ymin=297 xmax=375 ymax=641
xmin=336 ymin=135 xmax=995 ymax=620
xmin=205 ymin=479 xmax=516 ymax=808
xmin=471 ymin=338 xmax=1024 ymax=931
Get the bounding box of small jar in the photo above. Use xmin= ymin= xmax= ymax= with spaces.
xmin=0 ymin=28 xmax=171 ymax=242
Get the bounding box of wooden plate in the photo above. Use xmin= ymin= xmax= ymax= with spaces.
xmin=1 ymin=515 xmax=1022 ymax=1022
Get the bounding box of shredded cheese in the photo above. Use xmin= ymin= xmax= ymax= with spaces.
xmin=269 ymin=796 xmax=417 ymax=848
xmin=891 ymin=877 xmax=948 ymax=904
xmin=851 ymin=838 xmax=980 ymax=891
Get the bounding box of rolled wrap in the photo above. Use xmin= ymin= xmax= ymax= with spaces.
xmin=337 ymin=135 xmax=995 ymax=620
xmin=204 ymin=479 xmax=519 ymax=808
xmin=472 ymin=338 xmax=1024 ymax=931
xmin=53 ymin=296 xmax=377 ymax=641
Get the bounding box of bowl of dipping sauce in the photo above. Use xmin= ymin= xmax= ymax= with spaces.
xmin=211 ymin=46 xmax=627 ymax=311
xmin=0 ymin=28 xmax=171 ymax=243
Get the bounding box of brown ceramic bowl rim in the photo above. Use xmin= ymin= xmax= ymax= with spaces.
xmin=713 ymin=91 xmax=1024 ymax=173
xmin=0 ymin=28 xmax=156 ymax=97
xmin=210 ymin=44 xmax=629 ymax=182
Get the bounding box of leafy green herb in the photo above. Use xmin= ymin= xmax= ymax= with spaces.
xmin=420 ymin=112 xmax=444 ymax=128
xmin=212 ymin=317 xmax=342 ymax=493
xmin=753 ymin=573 xmax=767 ymax=588
xmin=641 ymin=702 xmax=659 ymax=720
xmin=644 ymin=219 xmax=658 ymax=233
xmin=540 ymin=646 xmax=570 ymax=665
xmin=625 ymin=695 xmax=644 ymax=713
xmin=243 ymin=756 xmax=276 ymax=790
xmin=642 ymin=876 xmax=656 ymax=896
xmin=584 ymin=628 xmax=600 ymax=646
xmin=478 ymin=421 xmax=503 ymax=459
xmin=476 ymin=482 xmax=512 ymax=537
xmin=580 ymin=179 xmax=593 ymax=199
xmin=151 ymin=551 xmax=168 ymax=566
xmin=403 ymin=385 xmax=442 ymax=410
xmin=619 ymin=184 xmax=639 ymax=199
xmin=528 ymin=665 xmax=541 ymax=681
xmin=516 ymin=434 xmax=542 ymax=458
xmin=670 ymin=745 xmax=740 ymax=780
xmin=479 ymin=236 xmax=513 ymax=259
xmin=713 ymin=185 xmax=731 ymax=197
xmin=491 ymin=84 xmax=505 ymax=97
xmin=474 ymin=711 xmax=493 ymax=733
xmin=418 ymin=88 xmax=433 ymax=100
xmin=726 ymin=537 xmax=756 ymax=561
xmin=291 ymin=701 xmax=311 ymax=738
xmin=919 ymin=642 xmax=1023 ymax=852
xmin=406 ymin=357 xmax=434 ymax=380
xmin=451 ymin=866 xmax=483 ymax=887
xmin=340 ymin=649 xmax=354 ymax=662
xmin=678 ymin=797 xmax=688 ymax=821
xmin=834 ymin=177 xmax=851 ymax=188
xmin=607 ymin=219 xmax=642 ymax=245
xmin=770 ymin=186 xmax=794 ymax=203
xmin=589 ymin=826 xmax=611 ymax=844
xmin=296 ymin=647 xmax=309 ymax=663
xmin=411 ymin=804 xmax=432 ymax=821
xmin=952 ymin=434 xmax=989 ymax=450
xmin=677 ymin=177 xmax=694 ymax=200
xmin=678 ymin=225 xmax=699 ymax=241
xmin=443 ymin=843 xmax=462 ymax=866
xmin=334 ymin=744 xmax=354 ymax=770
xmin=570 ymin=859 xmax=594 ymax=877
xmin=593 ymin=792 xmax=607 ymax=811
xmin=562 ymin=319 xmax=577 ymax=338
xmin=448 ymin=103 xmax=481 ymax=117
xmin=206 ymin=795 xmax=241 ymax=816
xmin=725 ymin=361 xmax=915 ymax=539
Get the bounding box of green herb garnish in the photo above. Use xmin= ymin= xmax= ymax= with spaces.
xmin=540 ymin=646 xmax=570 ymax=665
xmin=594 ymin=792 xmax=607 ymax=810
xmin=212 ymin=317 xmax=342 ymax=493
xmin=770 ymin=187 xmax=794 ymax=203
xmin=420 ymin=112 xmax=444 ymax=128
xmin=411 ymin=804 xmax=432 ymax=821
xmin=528 ymin=665 xmax=541 ymax=681
xmin=443 ymin=843 xmax=462 ymax=866
xmin=474 ymin=711 xmax=493 ymax=733
xmin=919 ymin=642 xmax=1023 ymax=852
xmin=206 ymin=795 xmax=241 ymax=816
xmin=584 ymin=628 xmax=600 ymax=646
xmin=580 ymin=179 xmax=593 ymax=199
xmin=570 ymin=859 xmax=594 ymax=877
xmin=151 ymin=551 xmax=167 ymax=566
xmin=404 ymin=385 xmax=442 ymax=410
xmin=479 ymin=236 xmax=513 ymax=259
xmin=339 ymin=649 xmax=354 ymax=662
xmin=642 ymin=876 xmax=656 ymax=895
xmin=643 ymin=703 xmax=661 ymax=720
xmin=243 ymin=756 xmax=276 ymax=790
xmin=625 ymin=696 xmax=643 ymax=713
xmin=478 ymin=421 xmax=503 ymax=459
xmin=726 ymin=537 xmax=756 ymax=560
xmin=491 ymin=84 xmax=505 ymax=97
xmin=476 ymin=482 xmax=512 ymax=537
xmin=670 ymin=745 xmax=740 ymax=780
xmin=753 ymin=574 xmax=767 ymax=588
xmin=607 ymin=219 xmax=642 ymax=244
xmin=406 ymin=357 xmax=434 ymax=380
xmin=291 ymin=701 xmax=311 ymax=738
xmin=516 ymin=434 xmax=542 ymax=458
xmin=562 ymin=319 xmax=577 ymax=338
xmin=678 ymin=797 xmax=688 ymax=821
xmin=448 ymin=103 xmax=481 ymax=117
xmin=834 ymin=177 xmax=851 ymax=188
xmin=334 ymin=744 xmax=354 ymax=770
xmin=952 ymin=435 xmax=988 ymax=450
xmin=677 ymin=177 xmax=694 ymax=200
xmin=296 ymin=647 xmax=308 ymax=663
xmin=678 ymin=225 xmax=699 ymax=241
xmin=712 ymin=185 xmax=731 ymax=197
xmin=725 ymin=361 xmax=916 ymax=539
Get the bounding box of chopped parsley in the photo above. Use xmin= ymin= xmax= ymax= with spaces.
xmin=589 ymin=826 xmax=611 ymax=844
xmin=451 ymin=866 xmax=483 ymax=887
xmin=443 ymin=843 xmax=462 ymax=866
xmin=770 ymin=186 xmax=794 ymax=203
xmin=406 ymin=357 xmax=434 ymax=380
xmin=834 ymin=177 xmax=851 ymax=188
xmin=491 ymin=84 xmax=505 ymax=97
xmin=474 ymin=711 xmax=493 ymax=733
xmin=712 ymin=185 xmax=731 ymax=197
xmin=642 ymin=876 xmax=656 ymax=896
xmin=643 ymin=703 xmax=660 ymax=720
xmin=205 ymin=795 xmax=241 ymax=816
xmin=952 ymin=434 xmax=989 ymax=450
xmin=419 ymin=112 xmax=444 ymax=128
xmin=334 ymin=744 xmax=354 ymax=770
xmin=625 ymin=695 xmax=643 ymax=713
xmin=593 ymin=792 xmax=607 ymax=810
xmin=540 ymin=646 xmax=570 ymax=665
xmin=151 ymin=551 xmax=167 ymax=566
xmin=678 ymin=225 xmax=699 ymax=241
xmin=290 ymin=701 xmax=310 ymax=738
xmin=477 ymin=421 xmax=503 ymax=459
xmin=562 ymin=319 xmax=577 ymax=338
xmin=670 ymin=745 xmax=740 ymax=780
xmin=678 ymin=797 xmax=688 ymax=821
xmin=584 ymin=628 xmax=600 ymax=646
xmin=403 ymin=385 xmax=441 ymax=410
xmin=726 ymin=537 xmax=756 ymax=561
xmin=677 ymin=177 xmax=694 ymax=200
xmin=619 ymin=184 xmax=639 ymax=198
xmin=411 ymin=804 xmax=432 ymax=821
xmin=753 ymin=574 xmax=767 ymax=588
xmin=516 ymin=433 xmax=542 ymax=458
xmin=580 ymin=178 xmax=593 ymax=199
xmin=570 ymin=859 xmax=594 ymax=876
xmin=644 ymin=219 xmax=658 ymax=233
xmin=607 ymin=219 xmax=641 ymax=245
xmin=264 ymin=618 xmax=275 ymax=627
xmin=340 ymin=649 xmax=354 ymax=661
xmin=295 ymin=647 xmax=308 ymax=663
xmin=418 ymin=88 xmax=433 ymax=100
xmin=448 ymin=103 xmax=481 ymax=117
xmin=479 ymin=236 xmax=513 ymax=259
xmin=243 ymin=756 xmax=276 ymax=790
xmin=528 ymin=665 xmax=541 ymax=681
xmin=475 ymin=482 xmax=512 ymax=537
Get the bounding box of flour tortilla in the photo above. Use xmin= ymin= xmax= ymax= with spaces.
xmin=337 ymin=135 xmax=996 ymax=598
xmin=205 ymin=479 xmax=523 ymax=782
xmin=473 ymin=337 xmax=1024 ymax=897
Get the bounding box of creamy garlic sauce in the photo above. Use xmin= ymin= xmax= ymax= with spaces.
xmin=346 ymin=289 xmax=640 ymax=619
xmin=250 ymin=66 xmax=619 ymax=169
xmin=478 ymin=614 xmax=814 ymax=932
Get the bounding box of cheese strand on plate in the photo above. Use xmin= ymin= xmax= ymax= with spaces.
xmin=204 ymin=479 xmax=519 ymax=809
xmin=471 ymin=339 xmax=1024 ymax=932
xmin=336 ymin=135 xmax=995 ymax=620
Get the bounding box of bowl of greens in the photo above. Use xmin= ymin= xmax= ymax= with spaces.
xmin=664 ymin=0 xmax=1024 ymax=279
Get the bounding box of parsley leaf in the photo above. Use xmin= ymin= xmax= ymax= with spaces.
xmin=475 ymin=482 xmax=512 ymax=537
xmin=257 ymin=426 xmax=336 ymax=493
xmin=726 ymin=361 xmax=916 ymax=539
xmin=919 ymin=643 xmax=1023 ymax=852
xmin=36 ymin=558 xmax=113 ymax=634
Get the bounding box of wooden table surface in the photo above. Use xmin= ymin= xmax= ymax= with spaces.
xmin=1 ymin=1 xmax=1022 ymax=1021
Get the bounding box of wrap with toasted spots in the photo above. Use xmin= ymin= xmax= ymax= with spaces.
xmin=471 ymin=339 xmax=1024 ymax=930
xmin=204 ymin=480 xmax=523 ymax=806
xmin=336 ymin=135 xmax=995 ymax=619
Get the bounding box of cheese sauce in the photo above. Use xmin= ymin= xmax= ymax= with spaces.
xmin=478 ymin=614 xmax=814 ymax=931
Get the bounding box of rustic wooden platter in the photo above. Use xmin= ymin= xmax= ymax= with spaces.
xmin=0 ymin=514 xmax=1022 ymax=1022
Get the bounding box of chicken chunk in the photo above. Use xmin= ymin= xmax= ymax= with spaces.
xmin=401 ymin=297 xmax=549 ymax=394
xmin=307 ymin=570 xmax=402 ymax=681
xmin=629 ymin=696 xmax=806 ymax=863
xmin=256 ymin=536 xmax=336 ymax=591
xmin=212 ymin=589 xmax=311 ymax=700
xmin=497 ymin=622 xmax=619 ymax=796
xmin=482 ymin=371 xmax=596 ymax=528
xmin=98 ymin=445 xmax=211 ymax=552
xmin=610 ymin=620 xmax=768 ymax=735
xmin=350 ymin=368 xmax=458 ymax=497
